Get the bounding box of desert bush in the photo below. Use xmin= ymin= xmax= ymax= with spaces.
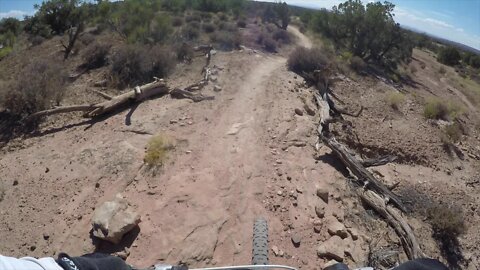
xmin=386 ymin=92 xmax=405 ymax=110
xmin=423 ymin=99 xmax=462 ymax=120
xmin=200 ymin=12 xmax=213 ymax=20
xmin=438 ymin=66 xmax=446 ymax=75
xmin=172 ymin=16 xmax=183 ymax=27
xmin=426 ymin=203 xmax=465 ymax=238
xmin=219 ymin=22 xmax=237 ymax=32
xmin=182 ymin=24 xmax=200 ymax=40
xmin=110 ymin=45 xmax=176 ymax=88
xmin=30 ymin=35 xmax=46 ymax=46
xmin=217 ymin=12 xmax=228 ymax=21
xmin=265 ymin=24 xmax=275 ymax=33
xmin=144 ymin=134 xmax=175 ymax=168
xmin=443 ymin=122 xmax=462 ymax=143
xmin=2 ymin=59 xmax=67 ymax=118
xmin=272 ymin=29 xmax=291 ymax=44
xmin=82 ymin=42 xmax=110 ymax=69
xmin=287 ymin=47 xmax=331 ymax=75
xmin=211 ymin=30 xmax=241 ymax=51
xmin=237 ymin=20 xmax=246 ymax=28
xmin=176 ymin=42 xmax=194 ymax=62
xmin=185 ymin=13 xmax=202 ymax=23
xmin=263 ymin=36 xmax=277 ymax=53
xmin=438 ymin=47 xmax=461 ymax=66
xmin=349 ymin=56 xmax=367 ymax=73
xmin=79 ymin=33 xmax=95 ymax=45
xmin=0 ymin=47 xmax=12 ymax=59
xmin=203 ymin=23 xmax=216 ymax=33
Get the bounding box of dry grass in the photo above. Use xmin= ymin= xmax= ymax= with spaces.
xmin=443 ymin=122 xmax=463 ymax=143
xmin=2 ymin=58 xmax=67 ymax=118
xmin=426 ymin=203 xmax=466 ymax=238
xmin=144 ymin=134 xmax=175 ymax=168
xmin=287 ymin=47 xmax=332 ymax=75
xmin=423 ymin=98 xmax=463 ymax=120
xmin=82 ymin=42 xmax=110 ymax=70
xmin=386 ymin=92 xmax=405 ymax=110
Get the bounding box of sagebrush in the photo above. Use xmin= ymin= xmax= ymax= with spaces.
xmin=144 ymin=134 xmax=175 ymax=168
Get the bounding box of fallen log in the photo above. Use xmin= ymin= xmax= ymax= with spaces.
xmin=170 ymin=88 xmax=214 ymax=102
xmin=313 ymin=82 xmax=421 ymax=260
xmin=360 ymin=190 xmax=424 ymax=259
xmin=27 ymin=80 xmax=168 ymax=120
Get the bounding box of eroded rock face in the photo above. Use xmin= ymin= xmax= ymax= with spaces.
xmin=92 ymin=194 xmax=141 ymax=244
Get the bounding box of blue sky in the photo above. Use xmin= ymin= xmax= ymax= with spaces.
xmin=1 ymin=0 xmax=479 ymax=49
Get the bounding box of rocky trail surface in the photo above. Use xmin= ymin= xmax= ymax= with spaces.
xmin=1 ymin=26 xmax=479 ymax=270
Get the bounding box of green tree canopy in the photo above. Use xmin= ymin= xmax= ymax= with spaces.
xmin=438 ymin=47 xmax=461 ymax=66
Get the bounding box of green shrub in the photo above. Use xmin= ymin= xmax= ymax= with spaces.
xmin=111 ymin=45 xmax=176 ymax=88
xmin=82 ymin=42 xmax=110 ymax=69
xmin=185 ymin=13 xmax=201 ymax=23
xmin=287 ymin=47 xmax=331 ymax=75
xmin=386 ymin=92 xmax=405 ymax=110
xmin=0 ymin=46 xmax=12 ymax=59
xmin=426 ymin=203 xmax=465 ymax=238
xmin=149 ymin=16 xmax=173 ymax=43
xmin=203 ymin=23 xmax=216 ymax=33
xmin=182 ymin=24 xmax=200 ymax=40
xmin=349 ymin=56 xmax=367 ymax=73
xmin=79 ymin=33 xmax=95 ymax=45
xmin=438 ymin=47 xmax=461 ymax=66
xmin=211 ymin=30 xmax=241 ymax=51
xmin=176 ymin=43 xmax=194 ymax=62
xmin=144 ymin=134 xmax=175 ymax=168
xmin=443 ymin=122 xmax=462 ymax=143
xmin=172 ymin=16 xmax=183 ymax=27
xmin=263 ymin=37 xmax=277 ymax=52
xmin=3 ymin=59 xmax=67 ymax=118
xmin=272 ymin=29 xmax=291 ymax=44
xmin=237 ymin=20 xmax=246 ymax=28
xmin=423 ymin=99 xmax=463 ymax=120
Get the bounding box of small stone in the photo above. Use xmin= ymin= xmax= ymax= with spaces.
xmin=214 ymin=85 xmax=222 ymax=92
xmin=210 ymin=76 xmax=218 ymax=82
xmin=95 ymin=183 xmax=100 ymax=188
xmin=272 ymin=245 xmax=280 ymax=256
xmin=277 ymin=190 xmax=283 ymax=196
xmin=45 ymin=167 xmax=50 ymax=173
xmin=296 ymin=187 xmax=303 ymax=193
xmin=316 ymin=186 xmax=329 ymax=203
xmin=30 ymin=245 xmax=36 ymax=251
xmin=294 ymin=108 xmax=304 ymax=116
xmin=291 ymin=234 xmax=301 ymax=247
xmin=13 ymin=180 xmax=18 ymax=186
xmin=314 ymin=226 xmax=321 ymax=233
xmin=170 ymin=119 xmax=178 ymax=124
xmin=315 ymin=203 xmax=326 ymax=218
xmin=43 ymin=233 xmax=50 ymax=240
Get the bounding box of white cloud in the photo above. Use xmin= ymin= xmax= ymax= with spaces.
xmin=0 ymin=10 xmax=32 ymax=20
xmin=423 ymin=18 xmax=454 ymax=28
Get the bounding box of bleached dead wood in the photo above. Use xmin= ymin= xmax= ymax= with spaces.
xmin=90 ymin=89 xmax=113 ymax=100
xmin=360 ymin=190 xmax=424 ymax=259
xmin=28 ymin=80 xmax=168 ymax=120
xmin=314 ymin=84 xmax=421 ymax=260
xmin=170 ymin=88 xmax=214 ymax=102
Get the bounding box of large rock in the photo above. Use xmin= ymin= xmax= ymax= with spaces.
xmin=326 ymin=217 xmax=348 ymax=239
xmin=316 ymin=186 xmax=329 ymax=203
xmin=317 ymin=235 xmax=345 ymax=262
xmin=92 ymin=194 xmax=141 ymax=244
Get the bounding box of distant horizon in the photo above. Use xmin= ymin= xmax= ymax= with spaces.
xmin=0 ymin=0 xmax=479 ymax=50
xmin=258 ymin=0 xmax=480 ymax=51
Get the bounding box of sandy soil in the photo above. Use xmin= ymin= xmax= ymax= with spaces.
xmin=0 ymin=26 xmax=479 ymax=270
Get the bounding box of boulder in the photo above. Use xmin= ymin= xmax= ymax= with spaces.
xmin=214 ymin=85 xmax=222 ymax=92
xmin=317 ymin=235 xmax=345 ymax=262
xmin=91 ymin=194 xmax=141 ymax=244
